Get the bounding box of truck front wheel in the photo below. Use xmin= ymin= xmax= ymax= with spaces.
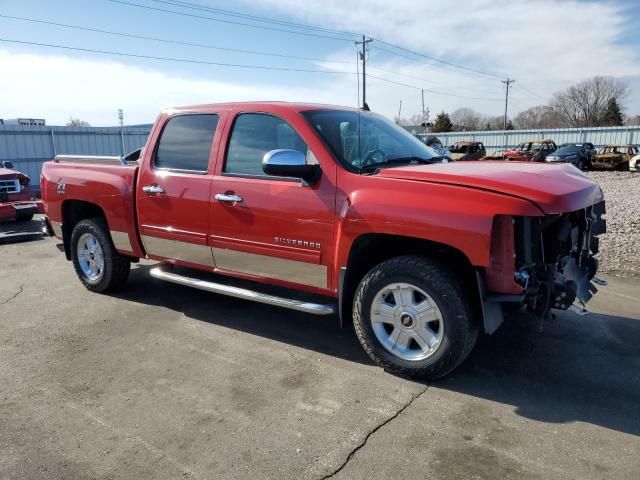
xmin=353 ymin=255 xmax=478 ymax=380
xmin=70 ymin=218 xmax=130 ymax=292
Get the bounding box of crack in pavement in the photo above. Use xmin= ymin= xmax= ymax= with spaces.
xmin=320 ymin=385 xmax=429 ymax=479
xmin=2 ymin=284 xmax=24 ymax=304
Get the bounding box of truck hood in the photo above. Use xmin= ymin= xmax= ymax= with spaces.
xmin=0 ymin=168 xmax=18 ymax=180
xmin=377 ymin=161 xmax=603 ymax=214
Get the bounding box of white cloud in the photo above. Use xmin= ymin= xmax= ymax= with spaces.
xmin=2 ymin=0 xmax=640 ymax=125
xmin=241 ymin=0 xmax=640 ymax=116
xmin=0 ymin=49 xmax=359 ymax=126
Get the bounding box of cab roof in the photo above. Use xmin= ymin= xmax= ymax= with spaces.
xmin=166 ymin=101 xmax=359 ymax=115
xmin=519 ymin=139 xmax=555 ymax=143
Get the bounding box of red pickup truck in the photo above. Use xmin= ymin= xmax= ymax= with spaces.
xmin=41 ymin=102 xmax=606 ymax=379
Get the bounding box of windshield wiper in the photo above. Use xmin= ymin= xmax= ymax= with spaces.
xmin=359 ymin=156 xmax=445 ymax=174
xmin=384 ymin=156 xmax=437 ymax=165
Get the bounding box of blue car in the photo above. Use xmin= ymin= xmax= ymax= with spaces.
xmin=545 ymin=142 xmax=596 ymax=170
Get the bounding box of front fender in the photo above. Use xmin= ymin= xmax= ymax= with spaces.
xmin=332 ymin=181 xmax=543 ymax=289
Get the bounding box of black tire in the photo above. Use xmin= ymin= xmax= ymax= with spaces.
xmin=618 ymin=161 xmax=630 ymax=171
xmin=353 ymin=255 xmax=479 ymax=380
xmin=15 ymin=213 xmax=34 ymax=222
xmin=70 ymin=218 xmax=130 ymax=292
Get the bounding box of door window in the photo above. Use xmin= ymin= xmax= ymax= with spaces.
xmin=154 ymin=114 xmax=219 ymax=172
xmin=224 ymin=113 xmax=308 ymax=176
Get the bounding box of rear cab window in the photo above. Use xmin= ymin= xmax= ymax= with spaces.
xmin=154 ymin=114 xmax=220 ymax=172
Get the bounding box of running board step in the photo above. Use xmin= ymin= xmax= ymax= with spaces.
xmin=149 ymin=266 xmax=335 ymax=316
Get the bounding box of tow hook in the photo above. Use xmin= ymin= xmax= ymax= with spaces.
xmin=568 ymin=304 xmax=590 ymax=316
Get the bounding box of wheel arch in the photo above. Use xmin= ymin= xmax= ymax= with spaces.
xmin=61 ymin=200 xmax=107 ymax=260
xmin=339 ymin=233 xmax=482 ymax=329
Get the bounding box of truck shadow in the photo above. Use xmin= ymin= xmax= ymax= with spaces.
xmin=439 ymin=309 xmax=640 ymax=437
xmin=0 ymin=216 xmax=45 ymax=244
xmin=118 ymin=264 xmax=640 ymax=437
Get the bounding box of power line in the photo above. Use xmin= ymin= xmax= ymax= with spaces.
xmin=366 ymin=73 xmax=503 ymax=102
xmin=367 ymin=62 xmax=502 ymax=96
xmin=517 ymin=83 xmax=548 ymax=102
xmin=0 ymin=38 xmax=356 ymax=74
xmin=0 ymin=14 xmax=352 ymax=64
xmin=371 ymin=39 xmax=507 ymax=80
xmin=106 ymin=0 xmax=353 ymax=42
xmin=149 ymin=0 xmax=360 ymax=38
xmin=108 ymin=0 xmax=515 ymax=83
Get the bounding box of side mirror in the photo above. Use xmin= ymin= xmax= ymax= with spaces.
xmin=262 ymin=149 xmax=320 ymax=183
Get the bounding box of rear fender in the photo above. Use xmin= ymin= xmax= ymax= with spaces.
xmin=43 ymin=162 xmax=144 ymax=258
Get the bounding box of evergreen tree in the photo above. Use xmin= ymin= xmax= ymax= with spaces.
xmin=601 ymin=98 xmax=623 ymax=126
xmin=432 ymin=111 xmax=453 ymax=133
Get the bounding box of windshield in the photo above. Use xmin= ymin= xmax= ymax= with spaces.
xmin=555 ymin=145 xmax=581 ymax=155
xmin=449 ymin=144 xmax=469 ymax=153
xmin=301 ymin=109 xmax=444 ymax=172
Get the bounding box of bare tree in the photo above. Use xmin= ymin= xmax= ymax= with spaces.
xmin=550 ymin=76 xmax=629 ymax=127
xmin=480 ymin=115 xmax=506 ymax=131
xmin=394 ymin=114 xmax=426 ymax=126
xmin=513 ymin=105 xmax=565 ymax=129
xmin=625 ymin=115 xmax=640 ymax=126
xmin=66 ymin=117 xmax=91 ymax=127
xmin=450 ymin=108 xmax=483 ymax=131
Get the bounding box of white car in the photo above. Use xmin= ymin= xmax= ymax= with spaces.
xmin=630 ymin=152 xmax=640 ymax=172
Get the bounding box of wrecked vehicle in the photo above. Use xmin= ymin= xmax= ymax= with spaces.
xmin=504 ymin=139 xmax=557 ymax=162
xmin=0 ymin=162 xmax=43 ymax=222
xmin=448 ymin=141 xmax=486 ymax=161
xmin=545 ymin=142 xmax=596 ymax=170
xmin=630 ymin=150 xmax=640 ymax=172
xmin=592 ymin=145 xmax=638 ymax=171
xmin=41 ymin=102 xmax=606 ymax=380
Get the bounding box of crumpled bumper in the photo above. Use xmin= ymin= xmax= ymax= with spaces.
xmin=0 ymin=200 xmax=44 ymax=221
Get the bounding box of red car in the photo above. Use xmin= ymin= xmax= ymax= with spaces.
xmin=504 ymin=139 xmax=557 ymax=162
xmin=40 ymin=102 xmax=606 ymax=379
xmin=0 ymin=161 xmax=44 ymax=222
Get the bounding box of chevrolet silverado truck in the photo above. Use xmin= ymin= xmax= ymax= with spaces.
xmin=40 ymin=102 xmax=606 ymax=379
xmin=0 ymin=161 xmax=44 ymax=222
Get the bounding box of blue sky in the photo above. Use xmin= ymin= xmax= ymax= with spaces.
xmin=2 ymin=0 xmax=640 ymax=125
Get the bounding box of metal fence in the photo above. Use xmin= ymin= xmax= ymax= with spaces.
xmin=0 ymin=124 xmax=152 ymax=190
xmin=3 ymin=123 xmax=640 ymax=192
xmin=416 ymin=125 xmax=640 ymax=154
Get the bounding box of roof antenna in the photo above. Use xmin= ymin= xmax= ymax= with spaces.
xmin=362 ymin=102 xmax=370 ymax=111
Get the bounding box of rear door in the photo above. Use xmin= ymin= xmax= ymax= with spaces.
xmin=137 ymin=112 xmax=225 ymax=269
xmin=208 ymin=110 xmax=337 ymax=293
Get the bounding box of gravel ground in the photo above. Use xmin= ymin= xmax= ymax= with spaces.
xmin=586 ymin=171 xmax=640 ymax=276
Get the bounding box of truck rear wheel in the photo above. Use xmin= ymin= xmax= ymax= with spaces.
xmin=70 ymin=218 xmax=130 ymax=292
xmin=353 ymin=255 xmax=478 ymax=380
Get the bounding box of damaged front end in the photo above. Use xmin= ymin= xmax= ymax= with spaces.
xmin=480 ymin=201 xmax=606 ymax=332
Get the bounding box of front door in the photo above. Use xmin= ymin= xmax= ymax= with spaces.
xmin=137 ymin=112 xmax=223 ymax=269
xmin=209 ymin=111 xmax=336 ymax=292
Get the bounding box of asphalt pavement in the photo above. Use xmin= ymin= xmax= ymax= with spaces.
xmin=1 ymin=217 xmax=639 ymax=479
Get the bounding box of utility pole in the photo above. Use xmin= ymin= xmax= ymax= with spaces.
xmin=355 ymin=35 xmax=373 ymax=108
xmin=502 ymin=78 xmax=515 ymax=130
xmin=421 ymin=89 xmax=425 ymax=120
xmin=397 ymin=100 xmax=402 ymax=123
xmin=117 ymin=109 xmax=125 ymax=156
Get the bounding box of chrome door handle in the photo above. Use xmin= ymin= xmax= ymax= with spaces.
xmin=142 ymin=185 xmax=165 ymax=194
xmin=215 ymin=193 xmax=243 ymax=203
